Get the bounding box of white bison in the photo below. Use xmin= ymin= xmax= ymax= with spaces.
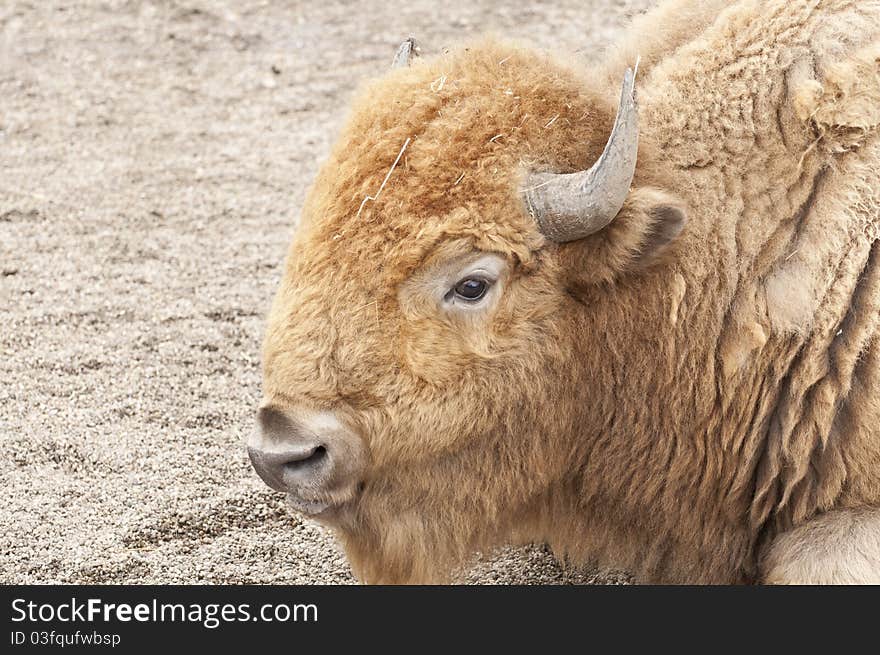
xmin=249 ymin=0 xmax=880 ymax=583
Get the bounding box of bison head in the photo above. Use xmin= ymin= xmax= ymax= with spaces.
xmin=249 ymin=39 xmax=687 ymax=583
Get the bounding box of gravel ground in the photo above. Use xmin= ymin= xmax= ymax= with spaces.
xmin=0 ymin=0 xmax=648 ymax=584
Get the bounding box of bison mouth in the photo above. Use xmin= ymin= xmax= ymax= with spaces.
xmin=285 ymin=493 xmax=333 ymax=517
xmin=285 ymin=486 xmax=360 ymax=521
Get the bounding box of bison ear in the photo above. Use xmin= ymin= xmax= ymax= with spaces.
xmin=558 ymin=186 xmax=687 ymax=286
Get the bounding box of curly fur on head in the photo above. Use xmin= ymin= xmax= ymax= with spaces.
xmin=262 ymin=0 xmax=880 ymax=584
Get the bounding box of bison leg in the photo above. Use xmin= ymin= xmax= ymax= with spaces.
xmin=760 ymin=507 xmax=880 ymax=584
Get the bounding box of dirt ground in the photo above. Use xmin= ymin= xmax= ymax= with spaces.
xmin=0 ymin=0 xmax=651 ymax=584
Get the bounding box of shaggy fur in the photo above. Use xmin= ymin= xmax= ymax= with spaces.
xmin=261 ymin=0 xmax=880 ymax=583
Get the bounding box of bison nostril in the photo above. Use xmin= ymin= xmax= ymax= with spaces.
xmin=284 ymin=445 xmax=328 ymax=472
xmin=248 ymin=444 xmax=331 ymax=492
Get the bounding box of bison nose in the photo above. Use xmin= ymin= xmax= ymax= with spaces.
xmin=247 ymin=443 xmax=329 ymax=492
xmin=247 ymin=405 xmax=366 ymax=509
xmin=249 ymin=406 xmax=331 ymax=492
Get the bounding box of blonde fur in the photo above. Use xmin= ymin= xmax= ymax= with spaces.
xmin=261 ymin=0 xmax=880 ymax=583
xmin=762 ymin=507 xmax=880 ymax=584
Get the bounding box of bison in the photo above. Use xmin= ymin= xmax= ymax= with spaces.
xmin=248 ymin=0 xmax=880 ymax=583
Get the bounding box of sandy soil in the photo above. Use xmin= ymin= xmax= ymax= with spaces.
xmin=0 ymin=0 xmax=650 ymax=584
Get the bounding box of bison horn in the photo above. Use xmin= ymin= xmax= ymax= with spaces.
xmin=391 ymin=38 xmax=419 ymax=69
xmin=523 ymin=63 xmax=640 ymax=243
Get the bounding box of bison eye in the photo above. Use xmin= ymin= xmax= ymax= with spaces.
xmin=453 ymin=277 xmax=489 ymax=301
